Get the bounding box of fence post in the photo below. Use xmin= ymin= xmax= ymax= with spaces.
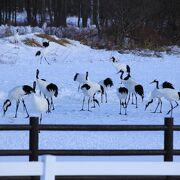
xmin=29 ymin=117 xmax=39 ymax=180
xmin=29 ymin=117 xmax=39 ymax=162
xmin=164 ymin=117 xmax=173 ymax=161
xmin=41 ymin=155 xmax=56 ymax=180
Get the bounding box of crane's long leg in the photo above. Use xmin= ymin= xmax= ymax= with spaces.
xmin=15 ymin=101 xmax=20 ymax=118
xmin=101 ymin=94 xmax=103 ymax=103
xmin=51 ymin=97 xmax=55 ymax=110
xmin=168 ymin=102 xmax=174 ymax=117
xmin=40 ymin=56 xmax=43 ymax=64
xmin=22 ymin=99 xmax=29 ymax=118
xmin=88 ymin=97 xmax=91 ymax=112
xmin=119 ymin=100 xmax=122 ymax=115
xmin=46 ymin=98 xmax=51 ymax=113
xmin=91 ymin=94 xmax=96 ymax=108
xmin=124 ymin=100 xmax=128 ymax=115
xmin=44 ymin=57 xmax=50 ymax=65
xmin=132 ymin=93 xmax=134 ymax=104
xmin=80 ymin=96 xmax=85 ymax=111
xmin=124 ymin=105 xmax=127 ymax=115
xmin=135 ymin=94 xmax=138 ymax=108
xmin=153 ymin=99 xmax=161 ymax=113
xmin=127 ymin=94 xmax=131 ymax=105
xmin=78 ymin=84 xmax=80 ymax=92
xmin=160 ymin=99 xmax=162 ymax=113
xmin=105 ymin=92 xmax=108 ymax=103
xmin=93 ymin=98 xmax=100 ymax=107
xmin=167 ymin=101 xmax=178 ymax=117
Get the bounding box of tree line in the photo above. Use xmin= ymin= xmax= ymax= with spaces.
xmin=0 ymin=0 xmax=180 ymax=49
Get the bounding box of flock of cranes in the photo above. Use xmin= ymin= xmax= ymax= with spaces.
xmin=3 ymin=54 xmax=179 ymax=122
xmin=74 ymin=56 xmax=180 ymax=117
xmin=3 ymin=30 xmax=179 ymax=122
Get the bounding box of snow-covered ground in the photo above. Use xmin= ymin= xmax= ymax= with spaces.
xmin=0 ymin=33 xmax=180 ymax=161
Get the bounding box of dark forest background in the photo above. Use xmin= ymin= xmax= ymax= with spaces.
xmin=0 ymin=0 xmax=180 ymax=49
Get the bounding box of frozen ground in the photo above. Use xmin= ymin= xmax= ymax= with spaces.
xmin=0 ymin=33 xmax=180 ymax=161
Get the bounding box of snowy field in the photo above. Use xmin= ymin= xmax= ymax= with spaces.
xmin=0 ymin=33 xmax=180 ymax=161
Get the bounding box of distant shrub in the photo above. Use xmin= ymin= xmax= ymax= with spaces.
xmin=35 ymin=33 xmax=71 ymax=46
xmin=22 ymin=38 xmax=43 ymax=47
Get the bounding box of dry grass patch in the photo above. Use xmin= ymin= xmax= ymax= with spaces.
xmin=22 ymin=38 xmax=43 ymax=47
xmin=35 ymin=33 xmax=71 ymax=46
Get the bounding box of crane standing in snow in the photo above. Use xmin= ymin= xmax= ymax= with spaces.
xmin=80 ymin=81 xmax=104 ymax=111
xmin=98 ymin=77 xmax=113 ymax=103
xmin=36 ymin=69 xmax=58 ymax=112
xmin=157 ymin=88 xmax=180 ymax=117
xmin=119 ymin=70 xmax=144 ymax=108
xmin=116 ymin=86 xmax=129 ymax=115
xmin=35 ymin=40 xmax=51 ymax=64
xmin=31 ymin=81 xmax=50 ymax=124
xmin=145 ymin=80 xmax=175 ymax=113
xmin=13 ymin=29 xmax=20 ymax=48
xmin=3 ymin=84 xmax=35 ymax=118
xmin=35 ymin=49 xmax=50 ymax=65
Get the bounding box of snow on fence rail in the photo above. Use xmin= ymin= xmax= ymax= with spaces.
xmin=0 ymin=155 xmax=180 ymax=180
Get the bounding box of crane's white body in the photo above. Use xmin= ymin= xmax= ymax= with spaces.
xmin=31 ymin=94 xmax=49 ymax=113
xmin=149 ymin=88 xmax=164 ymax=103
xmin=98 ymin=80 xmax=106 ymax=88
xmin=112 ymin=62 xmax=129 ymax=73
xmin=36 ymin=79 xmax=55 ymax=98
xmin=122 ymin=78 xmax=138 ymax=94
xmin=31 ymin=93 xmax=49 ymax=124
xmin=81 ymin=80 xmax=102 ymax=98
xmin=74 ymin=72 xmax=89 ymax=92
xmin=158 ymin=88 xmax=180 ymax=102
xmin=98 ymin=80 xmax=112 ymax=89
xmin=75 ymin=73 xmax=88 ymax=84
xmin=111 ymin=57 xmax=130 ymax=73
xmin=116 ymin=89 xmax=128 ymax=101
xmin=8 ymin=86 xmax=26 ymax=102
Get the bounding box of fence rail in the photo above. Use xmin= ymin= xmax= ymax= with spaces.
xmin=0 ymin=155 xmax=180 ymax=180
xmin=0 ymin=117 xmax=179 ymax=160
xmin=0 ymin=124 xmax=168 ymax=131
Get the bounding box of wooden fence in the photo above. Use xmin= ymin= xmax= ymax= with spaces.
xmin=0 ymin=117 xmax=180 ymax=179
